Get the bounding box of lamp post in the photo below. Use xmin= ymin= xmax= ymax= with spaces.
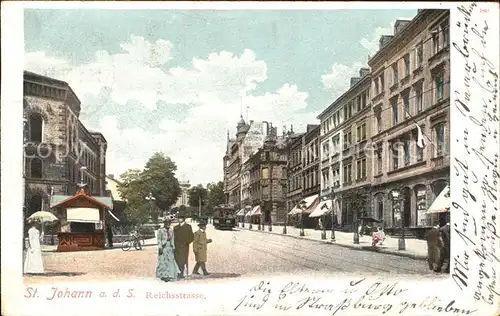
xmin=269 ymin=203 xmax=275 ymax=232
xmin=283 ymin=203 xmax=288 ymax=234
xmin=299 ymin=200 xmax=306 ymax=236
xmin=330 ymin=189 xmax=336 ymax=241
xmin=145 ymin=192 xmax=156 ymax=222
xmin=391 ymin=190 xmax=406 ymax=250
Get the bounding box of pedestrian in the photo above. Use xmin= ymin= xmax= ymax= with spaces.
xmin=192 ymin=220 xmax=212 ymax=276
xmin=426 ymin=225 xmax=444 ymax=272
xmin=155 ymin=219 xmax=180 ymax=282
xmin=24 ymin=220 xmax=44 ymax=274
xmin=174 ymin=215 xmax=194 ymax=278
xmin=106 ymin=224 xmax=113 ymax=248
xmin=439 ymin=217 xmax=450 ymax=273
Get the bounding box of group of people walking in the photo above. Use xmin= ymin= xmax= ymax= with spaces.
xmin=426 ymin=216 xmax=450 ymax=273
xmin=155 ymin=215 xmax=213 ymax=282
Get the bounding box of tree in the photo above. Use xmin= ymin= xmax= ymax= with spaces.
xmin=343 ymin=187 xmax=369 ymax=220
xmin=117 ymin=152 xmax=181 ymax=224
xmin=188 ymin=184 xmax=208 ymax=208
xmin=207 ymin=181 xmax=226 ymax=208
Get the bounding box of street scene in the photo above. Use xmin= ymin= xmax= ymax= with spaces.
xmin=22 ymin=8 xmax=451 ymax=286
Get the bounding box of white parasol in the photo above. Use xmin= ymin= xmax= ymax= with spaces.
xmin=426 ymin=185 xmax=450 ymax=214
xmin=27 ymin=211 xmax=58 ymax=223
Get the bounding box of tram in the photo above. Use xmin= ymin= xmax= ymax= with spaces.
xmin=212 ymin=204 xmax=237 ymax=230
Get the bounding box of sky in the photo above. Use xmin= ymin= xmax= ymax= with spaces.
xmin=24 ymin=9 xmax=417 ymax=185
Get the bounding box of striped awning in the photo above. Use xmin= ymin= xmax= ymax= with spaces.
xmin=426 ymin=185 xmax=450 ymax=214
xmin=309 ymin=200 xmax=332 ymax=218
xmin=246 ymin=205 xmax=261 ymax=217
xmin=288 ymin=206 xmax=300 ymax=215
xmin=236 ymin=208 xmax=245 ymax=216
xmin=300 ymin=194 xmax=320 ymax=214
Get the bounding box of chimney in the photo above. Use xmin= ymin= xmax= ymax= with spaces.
xmin=359 ymin=68 xmax=370 ymax=77
xmin=379 ymin=35 xmax=394 ymax=50
xmin=350 ymin=77 xmax=361 ymax=87
xmin=394 ymin=20 xmax=411 ymax=35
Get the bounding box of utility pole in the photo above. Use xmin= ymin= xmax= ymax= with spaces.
xmin=198 ymin=193 xmax=202 ymax=218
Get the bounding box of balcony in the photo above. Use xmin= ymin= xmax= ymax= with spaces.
xmin=431 ymin=156 xmax=448 ymax=170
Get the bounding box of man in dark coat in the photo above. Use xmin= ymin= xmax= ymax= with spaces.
xmin=426 ymin=225 xmax=444 ymax=272
xmin=106 ymin=224 xmax=113 ymax=248
xmin=174 ymin=215 xmax=194 ymax=278
xmin=439 ymin=218 xmax=451 ymax=273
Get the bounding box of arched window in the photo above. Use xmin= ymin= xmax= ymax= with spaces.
xmin=30 ymin=158 xmax=43 ymax=178
xmin=29 ymin=113 xmax=43 ymax=142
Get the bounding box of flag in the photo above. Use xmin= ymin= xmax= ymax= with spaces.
xmin=416 ymin=124 xmax=426 ymax=148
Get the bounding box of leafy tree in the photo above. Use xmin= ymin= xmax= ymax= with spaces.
xmin=188 ymin=184 xmax=208 ymax=208
xmin=207 ymin=181 xmax=226 ymax=208
xmin=117 ymin=153 xmax=181 ymax=224
xmin=343 ymin=187 xmax=369 ymax=221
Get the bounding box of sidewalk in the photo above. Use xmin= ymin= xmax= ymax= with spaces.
xmin=237 ymin=224 xmax=427 ymax=260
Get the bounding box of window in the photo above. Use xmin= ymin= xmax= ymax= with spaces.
xmin=392 ymin=63 xmax=398 ymax=85
xmin=348 ymin=102 xmax=353 ymax=118
xmin=415 ymin=43 xmax=423 ymax=68
xmin=322 ymin=170 xmax=330 ymax=188
xmin=376 ymin=150 xmax=383 ymax=174
xmin=435 ymin=72 xmax=445 ymax=101
xmin=30 ymin=158 xmax=43 ymax=178
xmin=374 ymin=79 xmax=380 ymax=95
xmin=392 ymin=144 xmax=399 ymax=170
xmin=432 ymin=29 xmax=440 ymax=54
xmin=356 ymin=158 xmax=366 ymax=180
xmin=262 ymin=167 xmax=269 ymax=179
xmin=375 ymin=112 xmax=382 ymax=133
xmin=417 ymin=144 xmax=424 ymax=162
xmin=392 ymin=98 xmax=399 ymax=126
xmin=343 ymin=163 xmax=352 ymax=184
xmin=415 ymin=84 xmax=423 ymax=112
xmin=403 ymin=94 xmax=410 ymax=118
xmin=356 ymin=123 xmax=366 ymax=142
xmin=332 ymin=135 xmax=340 ymax=154
xmin=403 ymin=54 xmax=410 ymax=77
xmin=343 ymin=132 xmax=352 ymax=150
xmin=356 ymin=96 xmax=362 ymax=112
xmin=29 ymin=113 xmax=43 ymax=142
xmin=322 ymin=142 xmax=330 ymax=157
xmin=332 ymin=167 xmax=340 ymax=187
xmin=361 ymin=91 xmax=367 ymax=108
xmin=435 ymin=123 xmax=445 ymax=156
xmin=343 ymin=107 xmax=348 ymax=120
xmin=380 ymin=75 xmax=384 ymax=91
xmin=403 ymin=140 xmax=411 ymax=166
xmin=442 ymin=22 xmax=449 ymax=47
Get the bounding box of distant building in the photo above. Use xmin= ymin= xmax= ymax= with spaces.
xmin=284 ymin=129 xmax=304 ymax=218
xmin=174 ymin=180 xmax=191 ymax=207
xmin=23 ymin=71 xmax=107 ymax=220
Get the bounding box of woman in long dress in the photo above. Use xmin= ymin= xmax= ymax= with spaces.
xmin=24 ymin=220 xmax=44 ymax=274
xmin=155 ymin=219 xmax=180 ymax=282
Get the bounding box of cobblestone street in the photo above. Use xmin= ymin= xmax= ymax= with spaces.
xmin=25 ymin=223 xmax=446 ymax=285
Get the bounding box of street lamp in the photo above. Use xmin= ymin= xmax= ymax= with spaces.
xmin=299 ymin=200 xmax=306 ymax=237
xmin=391 ymin=190 xmax=406 ymax=250
xmin=283 ymin=202 xmax=288 ymax=235
xmin=330 ymin=189 xmax=336 ymax=241
xmin=258 ymin=205 xmax=262 ymax=230
xmin=145 ymin=192 xmax=156 ymax=221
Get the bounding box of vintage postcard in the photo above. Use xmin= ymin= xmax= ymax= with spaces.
xmin=1 ymin=1 xmax=499 ymax=315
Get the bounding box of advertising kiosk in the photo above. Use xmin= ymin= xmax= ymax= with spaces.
xmin=50 ymin=185 xmax=114 ymax=252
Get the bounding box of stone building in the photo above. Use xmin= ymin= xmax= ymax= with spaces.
xmin=223 ymin=117 xmax=250 ymax=207
xmin=284 ymin=129 xmax=305 ymax=218
xmin=368 ymin=9 xmax=450 ymax=230
xmin=241 ymin=124 xmax=288 ymax=224
xmin=301 ymin=124 xmax=320 ymax=200
xmin=174 ymin=180 xmax=191 ymax=207
xmin=318 ymin=68 xmax=371 ymax=226
xmin=23 ymin=71 xmax=108 ymax=219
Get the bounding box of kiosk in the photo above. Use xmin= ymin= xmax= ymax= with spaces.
xmin=50 ymin=185 xmax=114 ymax=252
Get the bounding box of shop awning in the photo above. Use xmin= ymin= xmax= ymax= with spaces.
xmin=67 ymin=207 xmax=100 ymax=223
xmin=300 ymin=194 xmax=319 ymax=214
xmin=309 ymin=200 xmax=332 ymax=218
xmin=246 ymin=205 xmax=261 ymax=217
xmin=288 ymin=206 xmax=300 ymax=215
xmin=426 ymin=185 xmax=450 ymax=214
xmin=236 ymin=208 xmax=245 ymax=216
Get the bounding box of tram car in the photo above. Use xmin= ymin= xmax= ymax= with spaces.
xmin=213 ymin=205 xmax=237 ymax=230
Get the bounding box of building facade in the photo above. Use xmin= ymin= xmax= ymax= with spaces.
xmin=368 ymin=9 xmax=450 ymax=229
xmin=174 ymin=180 xmax=191 ymax=207
xmin=318 ymin=68 xmax=371 ymax=226
xmin=23 ymin=71 xmax=108 ymax=219
xmin=301 ymin=125 xmax=320 ymax=200
xmin=285 ymin=130 xmax=305 ymax=217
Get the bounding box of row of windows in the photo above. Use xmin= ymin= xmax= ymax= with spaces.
xmin=321 ymin=88 xmax=370 ymax=136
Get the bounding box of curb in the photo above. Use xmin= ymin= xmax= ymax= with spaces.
xmin=236 ymin=227 xmax=427 ymax=261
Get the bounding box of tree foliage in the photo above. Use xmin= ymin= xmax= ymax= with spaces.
xmin=188 ymin=184 xmax=208 ymax=208
xmin=207 ymin=181 xmax=225 ymax=208
xmin=343 ymin=187 xmax=369 ymax=219
xmin=117 ymin=152 xmax=181 ymax=224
